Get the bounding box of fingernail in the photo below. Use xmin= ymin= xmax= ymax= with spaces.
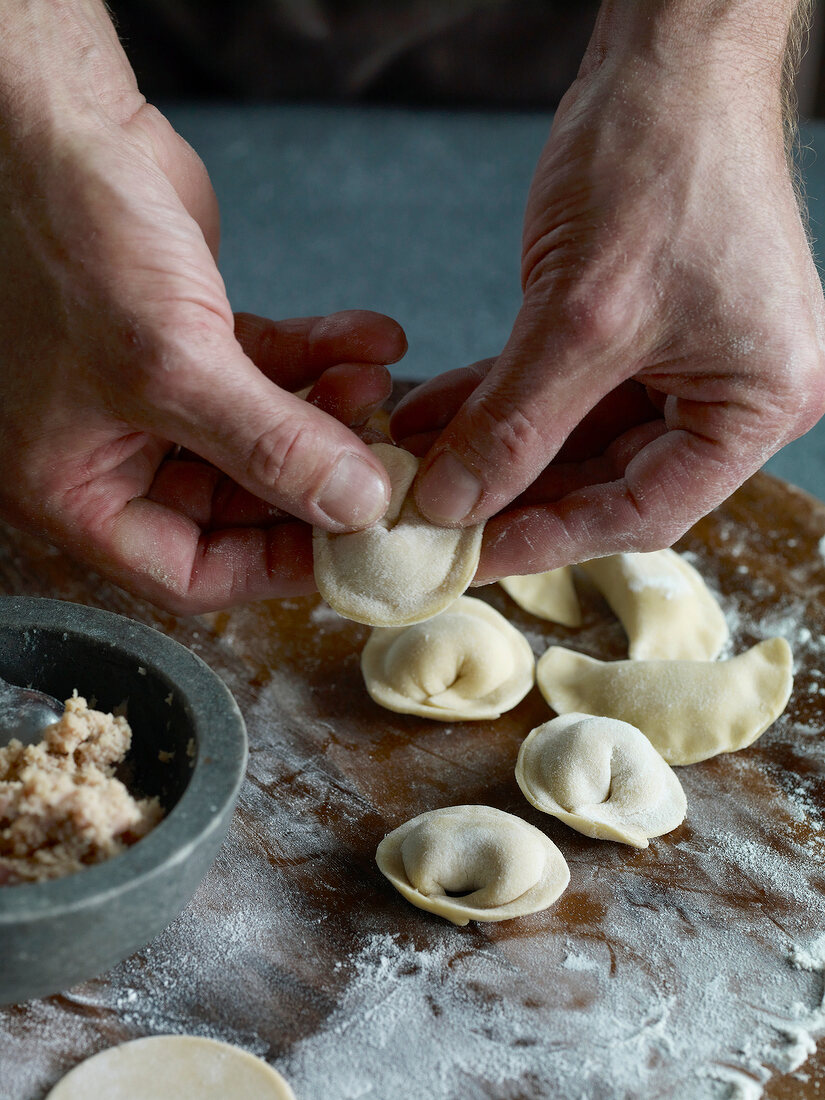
xmin=417 ymin=452 xmax=482 ymax=523
xmin=317 ymin=453 xmax=389 ymax=528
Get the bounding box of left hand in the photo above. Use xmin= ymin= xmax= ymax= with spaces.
xmin=391 ymin=31 xmax=825 ymax=582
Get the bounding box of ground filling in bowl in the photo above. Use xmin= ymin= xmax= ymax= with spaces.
xmin=0 ymin=694 xmax=163 ymax=885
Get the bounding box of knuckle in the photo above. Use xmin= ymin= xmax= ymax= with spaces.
xmin=465 ymin=390 xmax=546 ymax=470
xmin=246 ymin=417 xmax=305 ymax=491
xmin=114 ymin=320 xmax=190 ymax=410
xmin=525 ymin=268 xmax=641 ymax=354
xmin=555 ymin=289 xmax=636 ymax=352
xmin=619 ymin=483 xmax=688 ymax=554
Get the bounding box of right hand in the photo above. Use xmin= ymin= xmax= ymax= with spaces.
xmin=0 ymin=14 xmax=405 ymax=613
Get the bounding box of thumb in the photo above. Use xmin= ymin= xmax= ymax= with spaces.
xmin=140 ymin=328 xmax=391 ymax=531
xmin=414 ymin=293 xmax=633 ymax=525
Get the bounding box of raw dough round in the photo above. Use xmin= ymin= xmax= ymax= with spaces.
xmin=515 ymin=713 xmax=687 ymax=848
xmin=313 ymin=443 xmax=484 ymax=627
xmin=536 ymin=637 xmax=794 ymax=765
xmin=46 ymin=1036 xmax=296 ymax=1100
xmin=361 ymin=595 xmax=535 ymax=720
xmin=376 ymin=804 xmax=570 ymax=926
xmin=499 ymin=567 xmax=581 ymax=627
xmin=579 ymin=549 xmax=729 ymax=661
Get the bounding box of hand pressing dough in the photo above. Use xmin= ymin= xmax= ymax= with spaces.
xmin=376 ymin=805 xmax=570 ymax=926
xmin=314 ymin=443 xmax=484 ymax=626
xmin=361 ymin=595 xmax=535 ymax=720
xmin=515 ymin=713 xmax=687 ymax=848
xmin=499 ymin=567 xmax=582 ymax=627
xmin=579 ymin=549 xmax=729 ymax=660
xmin=46 ymin=1036 xmax=296 ymax=1100
xmin=536 ymin=638 xmax=793 ymax=765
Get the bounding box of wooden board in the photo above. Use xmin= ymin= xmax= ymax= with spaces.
xmin=1 ymin=463 xmax=825 ymax=1100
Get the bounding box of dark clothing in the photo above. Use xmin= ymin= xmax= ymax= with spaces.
xmin=109 ymin=0 xmax=598 ymax=106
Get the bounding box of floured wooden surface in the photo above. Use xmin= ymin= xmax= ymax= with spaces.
xmin=1 ymin=471 xmax=825 ymax=1099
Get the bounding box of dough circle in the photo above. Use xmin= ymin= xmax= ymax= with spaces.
xmin=376 ymin=804 xmax=570 ymax=926
xmin=536 ymin=637 xmax=794 ymax=765
xmin=46 ymin=1035 xmax=296 ymax=1100
xmin=361 ymin=595 xmax=535 ymax=720
xmin=515 ymin=713 xmax=687 ymax=848
xmin=313 ymin=443 xmax=484 ymax=626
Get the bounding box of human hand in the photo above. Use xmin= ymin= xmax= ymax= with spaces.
xmin=391 ymin=3 xmax=825 ymax=581
xmin=0 ymin=3 xmax=405 ymax=612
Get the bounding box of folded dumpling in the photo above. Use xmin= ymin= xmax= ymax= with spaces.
xmin=314 ymin=443 xmax=484 ymax=627
xmin=516 ymin=713 xmax=687 ymax=847
xmin=361 ymin=596 xmax=534 ymax=720
xmin=536 ymin=639 xmax=793 ymax=765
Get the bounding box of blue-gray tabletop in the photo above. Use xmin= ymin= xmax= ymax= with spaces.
xmin=167 ymin=103 xmax=825 ymax=501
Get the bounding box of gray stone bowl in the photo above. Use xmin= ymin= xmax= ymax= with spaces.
xmin=0 ymin=596 xmax=247 ymax=1005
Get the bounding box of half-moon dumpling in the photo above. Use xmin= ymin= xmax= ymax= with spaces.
xmin=375 ymin=805 xmax=570 ymax=925
xmin=515 ymin=713 xmax=687 ymax=848
xmin=536 ymin=638 xmax=793 ymax=765
xmin=579 ymin=550 xmax=728 ymax=660
xmin=361 ymin=596 xmax=534 ymax=720
xmin=499 ymin=567 xmax=581 ymax=627
xmin=313 ymin=443 xmax=484 ymax=627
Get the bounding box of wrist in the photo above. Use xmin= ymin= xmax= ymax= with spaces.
xmin=586 ymin=0 xmax=801 ymax=97
xmin=0 ymin=0 xmax=141 ymax=137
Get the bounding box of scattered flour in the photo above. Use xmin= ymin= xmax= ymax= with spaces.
xmin=3 ymin=531 xmax=825 ymax=1099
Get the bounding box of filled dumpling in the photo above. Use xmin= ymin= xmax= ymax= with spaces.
xmin=579 ymin=550 xmax=728 ymax=660
xmin=376 ymin=804 xmax=570 ymax=925
xmin=361 ymin=596 xmax=535 ymax=720
xmin=499 ymin=567 xmax=581 ymax=627
xmin=536 ymin=638 xmax=793 ymax=765
xmin=314 ymin=443 xmax=484 ymax=627
xmin=515 ymin=713 xmax=687 ymax=848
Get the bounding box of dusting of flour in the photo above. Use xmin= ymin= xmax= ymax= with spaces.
xmin=4 ymin=521 xmax=825 ymax=1100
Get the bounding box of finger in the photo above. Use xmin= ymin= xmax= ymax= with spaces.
xmin=147 ymin=459 xmax=288 ymax=528
xmin=553 ymin=381 xmax=660 ymax=462
xmin=514 ymin=419 xmax=666 ymax=505
xmin=103 ymin=498 xmax=316 ymax=614
xmin=412 ymin=294 xmax=642 ymax=526
xmin=146 ymin=361 xmax=394 ymax=527
xmin=475 ymin=426 xmax=752 ymax=582
xmin=390 ymin=360 xmax=493 ymax=444
xmin=234 ymin=310 xmax=407 ymax=392
xmin=397 ymin=430 xmax=440 ymax=458
xmin=137 ymin=325 xmax=394 ymax=532
xmin=306 ymin=362 xmax=392 ymax=427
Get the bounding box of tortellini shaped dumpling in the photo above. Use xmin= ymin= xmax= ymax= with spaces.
xmin=579 ymin=549 xmax=728 ymax=661
xmin=499 ymin=567 xmax=581 ymax=627
xmin=515 ymin=713 xmax=687 ymax=848
xmin=313 ymin=443 xmax=484 ymax=627
xmin=536 ymin=638 xmax=793 ymax=765
xmin=361 ymin=596 xmax=535 ymax=720
xmin=376 ymin=805 xmax=570 ymax=925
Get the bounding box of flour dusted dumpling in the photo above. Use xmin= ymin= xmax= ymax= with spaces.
xmin=579 ymin=549 xmax=728 ymax=660
xmin=515 ymin=713 xmax=687 ymax=848
xmin=361 ymin=596 xmax=534 ymax=720
xmin=376 ymin=805 xmax=569 ymax=925
xmin=313 ymin=443 xmax=484 ymax=627
xmin=536 ymin=638 xmax=793 ymax=765
xmin=499 ymin=567 xmax=581 ymax=627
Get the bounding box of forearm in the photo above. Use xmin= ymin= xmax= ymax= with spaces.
xmin=577 ymin=0 xmax=812 ymax=167
xmin=590 ymin=0 xmax=805 ymax=70
xmin=0 ymin=0 xmax=141 ymax=135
